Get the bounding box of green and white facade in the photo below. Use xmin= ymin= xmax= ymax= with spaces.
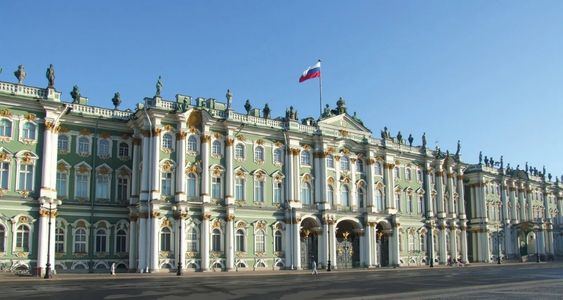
xmin=0 ymin=76 xmax=561 ymax=275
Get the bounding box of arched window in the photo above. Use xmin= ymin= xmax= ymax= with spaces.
xmin=375 ymin=162 xmax=383 ymax=176
xmin=78 ymin=137 xmax=90 ymax=155
xmin=22 ymin=122 xmax=36 ymax=140
xmin=116 ymin=229 xmax=127 ymax=253
xmin=357 ymin=187 xmax=365 ymax=208
xmin=416 ymin=169 xmax=423 ymax=182
xmin=98 ymin=139 xmax=110 ymax=157
xmin=394 ymin=167 xmax=400 ymax=179
xmin=160 ymin=227 xmax=171 ymax=251
xmin=273 ymin=148 xmax=283 ymax=164
xmin=408 ymin=233 xmax=415 ymax=252
xmin=254 ymin=146 xmax=264 ymax=161
xmin=420 ymin=234 xmax=426 ymax=252
xmin=95 ymin=229 xmax=107 ymax=253
xmin=273 ymin=181 xmax=282 ymax=203
xmin=0 ymin=119 xmax=11 ymax=137
xmin=255 ymin=179 xmax=264 ymax=202
xmin=187 ymin=136 xmax=198 ymax=152
xmin=95 ymin=173 xmax=110 ymax=199
xmin=235 ymin=178 xmax=245 ymax=201
xmin=395 ymin=192 xmax=401 ymax=211
xmin=55 ymin=228 xmax=65 ymax=253
xmin=327 ymin=185 xmax=334 ymax=206
xmin=211 ymin=176 xmax=222 ymax=199
xmin=74 ymin=227 xmax=87 ymax=253
xmin=326 ymin=155 xmax=334 ymax=168
xmin=117 ymin=175 xmax=129 ymax=203
xmin=235 ymin=144 xmax=245 ymax=159
xmin=418 ymin=195 xmax=424 ymax=214
xmin=375 ymin=190 xmax=383 ymax=212
xmin=18 ymin=163 xmax=34 ymax=191
xmin=340 ymin=156 xmax=350 ymax=171
xmin=162 ymin=133 xmax=173 ymax=150
xmin=341 ymin=185 xmax=350 ymax=207
xmin=161 ymin=169 xmax=173 ymax=197
xmin=118 ymin=142 xmax=129 ymax=157
xmin=0 ymin=161 xmax=9 ymax=190
xmin=301 ymin=182 xmax=312 ymax=205
xmin=0 ymin=225 xmax=5 ymax=252
xmin=186 ymin=173 xmax=197 ymax=198
xmin=56 ymin=170 xmax=67 ymax=198
xmin=236 ymin=229 xmax=245 ymax=252
xmin=408 ymin=195 xmax=413 ymax=213
xmin=212 ymin=140 xmax=221 ymax=156
xmin=356 ymin=159 xmax=364 ymax=173
xmin=186 ymin=227 xmax=199 ymax=252
xmin=274 ymin=230 xmax=282 ymax=252
xmin=255 ymin=229 xmax=265 ymax=253
xmin=212 ymin=229 xmax=221 ymax=251
xmin=301 ymin=151 xmax=311 ymax=166
xmin=58 ymin=135 xmax=69 ymax=152
xmin=406 ymin=168 xmax=412 ymax=181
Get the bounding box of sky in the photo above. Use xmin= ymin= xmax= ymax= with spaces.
xmin=1 ymin=1 xmax=563 ymax=176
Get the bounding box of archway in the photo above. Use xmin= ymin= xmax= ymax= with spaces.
xmin=300 ymin=217 xmax=321 ymax=269
xmin=376 ymin=223 xmax=390 ymax=267
xmin=335 ymin=219 xmax=362 ymax=268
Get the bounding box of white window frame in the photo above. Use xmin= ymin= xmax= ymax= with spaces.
xmin=235 ymin=143 xmax=245 ymax=160
xmin=0 ymin=118 xmax=12 ymax=139
xmin=187 ymin=135 xmax=199 ymax=154
xmin=97 ymin=138 xmax=112 ymax=158
xmin=255 ymin=229 xmax=265 ymax=253
xmin=301 ymin=150 xmax=311 ymax=166
xmin=254 ymin=145 xmax=265 ymax=163
xmin=211 ymin=140 xmax=222 ymax=157
xmin=161 ymin=133 xmax=175 ymax=152
xmin=19 ymin=121 xmax=38 ymax=143
xmin=77 ymin=136 xmax=92 ymax=156
xmin=73 ymin=227 xmax=88 ymax=253
xmin=0 ymin=160 xmax=10 ymax=190
xmin=57 ymin=134 xmax=70 ymax=153
xmin=118 ymin=141 xmax=130 ymax=159
xmin=95 ymin=228 xmax=109 ymax=253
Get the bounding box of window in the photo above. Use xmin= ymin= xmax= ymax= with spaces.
xmin=76 ymin=174 xmax=89 ymax=198
xmin=95 ymin=229 xmax=107 ymax=253
xmin=0 ymin=119 xmax=11 ymax=137
xmin=55 ymin=228 xmax=64 ymax=253
xmin=160 ymin=228 xmax=171 ymax=251
xmin=406 ymin=168 xmax=412 ymax=181
xmin=58 ymin=135 xmax=69 ymax=152
xmin=274 ymin=230 xmax=282 ymax=252
xmin=15 ymin=225 xmax=29 ymax=251
xmin=341 ymin=156 xmax=350 ymax=171
xmin=22 ymin=122 xmax=36 ymax=140
xmin=254 ymin=146 xmax=264 ymax=161
xmin=212 ymin=140 xmax=221 ymax=156
xmin=78 ymin=137 xmax=90 ymax=155
xmin=56 ymin=171 xmax=67 ymax=198
xmin=0 ymin=162 xmax=9 ymax=189
xmin=74 ymin=228 xmax=87 ymax=253
xmin=301 ymin=151 xmax=311 ymax=166
xmin=98 ymin=139 xmax=110 ymax=157
xmin=375 ymin=162 xmax=383 ymax=176
xmin=418 ymin=195 xmax=424 ymax=214
xmin=235 ymin=144 xmax=245 ymax=159
xmin=0 ymin=225 xmax=4 ymax=252
xmin=117 ymin=176 xmax=129 ymax=202
xmin=420 ymin=234 xmax=426 ymax=252
xmin=326 ymin=155 xmax=334 ymax=168
xmin=187 ymin=136 xmax=198 ymax=152
xmin=408 ymin=233 xmax=415 ymax=252
xmin=301 ymin=182 xmax=312 ymax=205
xmin=327 ymin=185 xmax=334 ymax=206
xmin=235 ymin=178 xmax=245 ymax=201
xmin=212 ymin=177 xmax=222 ymax=199
xmin=357 ymin=187 xmax=365 ymax=208
xmin=186 ymin=173 xmax=197 ymax=198
xmin=273 ymin=181 xmax=282 ymax=203
xmin=255 ymin=180 xmax=264 ymax=202
xmin=393 ymin=167 xmax=400 ymax=179
xmin=162 ymin=133 xmax=173 ymax=151
xmin=161 ymin=171 xmax=173 ymax=196
xmin=356 ymin=160 xmax=364 ymax=173
xmin=375 ymin=190 xmax=383 ymax=212
xmin=96 ymin=174 xmax=110 ymax=199
xmin=416 ymin=169 xmax=423 ymax=182
xmin=236 ymin=229 xmax=245 ymax=252
xmin=395 ymin=192 xmax=401 ymax=211
xmin=186 ymin=227 xmax=198 ymax=252
xmin=408 ymin=195 xmax=413 ymax=213
xmin=18 ymin=164 xmax=33 ymax=191
xmin=118 ymin=142 xmax=129 ymax=157
xmin=341 ymin=185 xmax=350 ymax=207
xmin=116 ymin=229 xmax=127 ymax=253
xmin=255 ymin=230 xmax=265 ymax=253
xmin=273 ymin=148 xmax=283 ymax=164
xmin=212 ymin=229 xmax=221 ymax=251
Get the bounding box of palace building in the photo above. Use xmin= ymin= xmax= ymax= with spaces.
xmin=0 ymin=67 xmax=561 ymax=276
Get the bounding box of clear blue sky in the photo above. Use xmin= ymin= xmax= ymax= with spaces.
xmin=2 ymin=1 xmax=563 ymax=176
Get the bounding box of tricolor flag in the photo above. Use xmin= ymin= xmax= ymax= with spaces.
xmin=299 ymin=61 xmax=321 ymax=83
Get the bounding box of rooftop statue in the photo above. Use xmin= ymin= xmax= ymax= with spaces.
xmin=112 ymin=92 xmax=121 ymax=109
xmin=396 ymin=131 xmax=403 ymax=144
xmin=155 ymin=76 xmax=163 ymax=97
xmin=14 ymin=65 xmax=26 ymax=84
xmin=244 ymin=99 xmax=252 ymax=114
xmin=322 ymin=104 xmax=332 ymax=118
xmin=479 ymin=151 xmax=482 ymax=164
xmin=500 ymin=156 xmax=504 ymax=169
xmin=70 ymin=85 xmax=80 ymax=104
xmin=263 ymin=103 xmax=271 ymax=119
xmin=226 ymin=89 xmax=233 ymax=109
xmin=455 ymin=140 xmax=461 ymax=158
xmin=46 ymin=64 xmax=55 ymax=88
xmin=408 ymin=134 xmax=414 ymax=147
xmin=422 ymin=132 xmax=427 ymax=148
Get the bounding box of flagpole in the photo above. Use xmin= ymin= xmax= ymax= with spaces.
xmin=318 ymin=59 xmax=323 ymax=118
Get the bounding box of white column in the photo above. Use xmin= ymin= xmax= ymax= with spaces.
xmin=150 ymin=130 xmax=160 ymax=201
xmin=138 ymin=217 xmax=147 ymax=272
xmin=350 ymin=158 xmax=357 ymax=210
xmin=450 ymin=227 xmax=457 ymax=260
xmin=129 ymin=218 xmax=137 ymax=271
xmin=293 ymin=222 xmax=301 ymax=269
xmin=285 ymin=214 xmax=293 ymax=269
xmin=176 ymin=130 xmax=187 ymax=202
xmin=390 ymin=222 xmax=400 ymax=266
xmin=321 ymin=221 xmax=328 ymax=268
xmin=366 ymin=159 xmax=375 ymax=211
xmin=36 ymin=214 xmax=48 ymax=276
xmin=201 ymin=215 xmax=210 ymax=271
xmin=329 ymin=221 xmax=337 ymax=269
xmin=365 ymin=223 xmax=374 ymax=267
xmin=461 ymin=226 xmax=468 ymax=263
xmin=384 ymin=163 xmax=395 ymax=211
xmin=150 ymin=215 xmax=159 ymax=271
xmin=314 ymin=152 xmax=321 ymax=205
xmin=225 ymin=137 xmax=234 ymax=205
xmin=435 ymin=172 xmax=444 ymax=216
xmin=201 ymin=134 xmax=210 ymax=203
xmin=373 ymin=225 xmax=379 ymax=267
xmin=439 ymin=225 xmax=447 ymax=264
xmin=286 ymin=149 xmax=294 ymax=202
xmin=140 ymin=132 xmax=150 ymax=201
xmin=226 ymin=215 xmax=234 ymax=270
xmin=424 ymin=168 xmax=433 ymax=217
xmin=335 ymin=157 xmax=341 ymax=207
xmin=130 ymin=138 xmax=141 ymax=204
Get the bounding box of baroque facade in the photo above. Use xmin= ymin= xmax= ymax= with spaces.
xmin=0 ymin=70 xmax=561 ymax=276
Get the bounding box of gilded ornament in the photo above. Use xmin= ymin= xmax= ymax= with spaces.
xmin=100 ymin=132 xmax=111 ymax=139
xmin=57 ymin=163 xmax=68 ymax=172
xmin=176 ymin=131 xmax=187 ymax=140
xmin=339 ymin=129 xmax=349 ymax=137
xmin=163 ymin=124 xmax=175 ymax=132
xmin=201 ymin=135 xmax=210 ymax=143
xmin=19 ymin=216 xmax=29 ymax=223
xmin=0 ymin=108 xmax=12 ymax=118
xmin=236 ymin=134 xmax=246 ymax=141
xmin=202 ymin=213 xmax=212 ymax=220
xmin=225 ymin=138 xmax=234 ymax=146
xmin=23 ymin=113 xmax=36 ymax=122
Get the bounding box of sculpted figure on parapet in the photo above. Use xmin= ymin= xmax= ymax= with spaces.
xmin=46 ymin=64 xmax=55 ymax=88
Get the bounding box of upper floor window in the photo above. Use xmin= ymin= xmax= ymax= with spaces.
xmin=18 ymin=164 xmax=33 ymax=191
xmin=326 ymin=155 xmax=334 ymax=168
xmin=0 ymin=119 xmax=11 ymax=138
xmin=160 ymin=228 xmax=171 ymax=251
xmin=416 ymin=169 xmax=423 ymax=182
xmin=406 ymin=168 xmax=412 ymax=181
xmin=255 ymin=179 xmax=265 ymax=202
xmin=393 ymin=167 xmax=400 ymax=179
xmin=187 ymin=136 xmax=198 ymax=152
xmin=186 ymin=173 xmax=197 ymax=198
xmin=235 ymin=178 xmax=245 ymax=201
xmin=375 ymin=162 xmax=383 ymax=176
xmin=340 ymin=156 xmax=350 ymax=171
xmin=0 ymin=161 xmax=9 ymax=190
xmin=162 ymin=133 xmax=173 ymax=151
xmin=327 ymin=185 xmax=334 ymax=206
xmin=95 ymin=173 xmax=110 ymax=200
xmin=255 ymin=146 xmax=264 ymax=162
xmin=211 ymin=177 xmax=222 ymax=199
xmin=301 ymin=150 xmax=311 ymax=166
xmin=273 ymin=181 xmax=282 ymax=203
xmin=341 ymin=185 xmax=350 ymax=207
xmin=58 ymin=135 xmax=69 ymax=152
xmin=56 ymin=171 xmax=68 ymax=198
xmin=357 ymin=187 xmax=365 ymax=208
xmin=273 ymin=148 xmax=283 ymax=164
xmin=118 ymin=142 xmax=129 ymax=158
xmin=98 ymin=139 xmax=110 ymax=157
xmin=78 ymin=137 xmax=90 ymax=155
xmin=161 ymin=171 xmax=173 ymax=197
xmin=22 ymin=122 xmax=36 ymax=140
xmin=117 ymin=176 xmax=129 ymax=202
xmin=356 ymin=159 xmax=364 ymax=173
xmin=235 ymin=144 xmax=245 ymax=160
xmin=301 ymin=181 xmax=312 ymax=205
xmin=212 ymin=140 xmax=221 ymax=156
xmin=375 ymin=190 xmax=384 ymax=212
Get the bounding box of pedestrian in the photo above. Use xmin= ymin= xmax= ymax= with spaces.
xmin=111 ymin=262 xmax=116 ymax=276
xmin=311 ymin=257 xmax=318 ymax=275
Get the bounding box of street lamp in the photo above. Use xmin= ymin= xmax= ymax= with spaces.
xmin=173 ymin=206 xmax=183 ymax=276
xmin=497 ymin=225 xmax=503 ymax=264
xmin=327 ymin=221 xmax=331 ymax=271
xmin=43 ymin=198 xmax=62 ymax=279
xmin=536 ymin=218 xmax=541 ymax=263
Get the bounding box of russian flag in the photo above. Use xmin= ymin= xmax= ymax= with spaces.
xmin=299 ymin=61 xmax=321 ymax=83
